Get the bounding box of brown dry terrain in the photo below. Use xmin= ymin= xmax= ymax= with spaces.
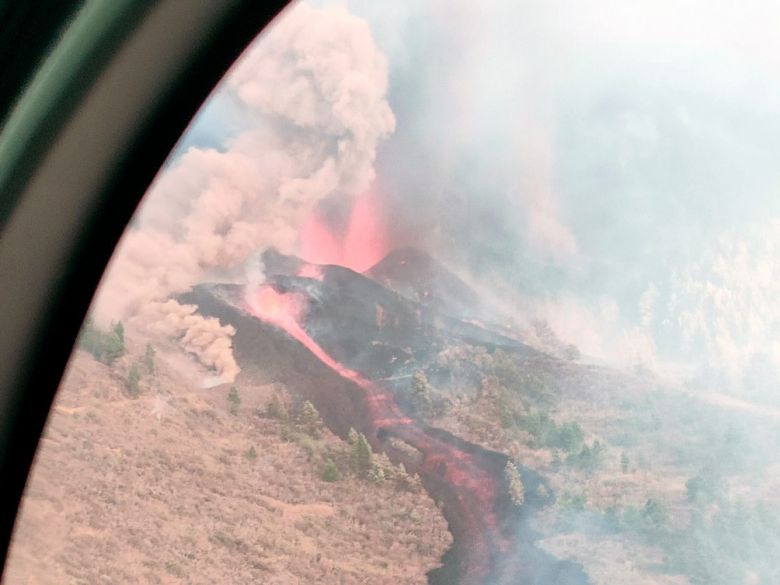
xmin=4 ymin=338 xmax=450 ymax=584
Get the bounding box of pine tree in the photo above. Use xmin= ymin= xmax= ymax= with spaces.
xmin=621 ymin=452 xmax=630 ymax=474
xmin=406 ymin=472 xmax=423 ymax=493
xmin=536 ymin=482 xmax=550 ymax=501
xmin=322 ymin=459 xmax=339 ymax=482
xmin=78 ymin=317 xmax=126 ymax=365
xmin=245 ymin=446 xmax=257 ymax=461
xmin=103 ymin=323 xmax=125 ymax=365
xmin=373 ymin=452 xmax=396 ymax=482
xmin=496 ymin=390 xmax=515 ymax=429
xmin=642 ymin=499 xmax=666 ymax=528
xmin=144 ymin=343 xmax=156 ymax=375
xmin=367 ymin=464 xmax=385 ymax=484
xmin=113 ymin=321 xmax=125 ymax=344
xmin=227 ymin=386 xmax=241 ymax=416
xmin=504 ymin=461 xmax=525 ymax=506
xmin=266 ymin=392 xmax=289 ymax=421
xmin=393 ymin=462 xmax=423 ymax=492
xmin=126 ymin=364 xmax=141 ymax=397
xmin=412 ymin=370 xmax=434 ymax=416
xmin=296 ymin=400 xmax=323 ymax=438
xmin=349 ymin=430 xmax=373 ymax=476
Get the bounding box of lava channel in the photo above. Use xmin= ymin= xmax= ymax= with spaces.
xmin=245 ymin=284 xmax=521 ymax=584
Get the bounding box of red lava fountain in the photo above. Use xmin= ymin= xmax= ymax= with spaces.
xmin=299 ymin=188 xmax=389 ymax=272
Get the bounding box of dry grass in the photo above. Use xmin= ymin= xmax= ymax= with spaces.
xmin=5 ymin=343 xmax=450 ymax=584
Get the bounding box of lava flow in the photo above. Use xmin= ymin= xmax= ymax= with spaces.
xmin=245 ymin=286 xmax=413 ymax=428
xmin=183 ymin=250 xmax=589 ymax=584
xmin=245 ymin=284 xmax=514 ymax=583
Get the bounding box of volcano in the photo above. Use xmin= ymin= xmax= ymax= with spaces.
xmin=181 ymin=248 xmax=589 ymax=585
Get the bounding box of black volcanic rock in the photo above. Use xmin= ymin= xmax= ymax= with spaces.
xmin=365 ymin=247 xmax=483 ymax=320
xmin=260 ymin=247 xmax=305 ymax=276
xmin=199 ymin=264 xmax=537 ymax=393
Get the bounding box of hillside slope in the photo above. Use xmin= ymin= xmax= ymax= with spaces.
xmin=5 ymin=341 xmax=450 ymax=584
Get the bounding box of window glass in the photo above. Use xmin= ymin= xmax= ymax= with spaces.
xmin=6 ymin=2 xmax=780 ymax=584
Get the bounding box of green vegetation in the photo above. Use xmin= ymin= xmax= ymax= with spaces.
xmin=367 ymin=464 xmax=385 ymax=484
xmin=245 ymin=446 xmax=257 ymax=461
xmin=227 ymin=386 xmax=241 ymax=416
xmin=495 ymin=389 xmax=515 ymax=428
xmin=296 ymin=400 xmax=323 ymax=438
xmin=515 ymin=410 xmax=584 ymax=453
xmin=640 ymin=499 xmax=666 ymax=528
xmin=143 ymin=343 xmax=156 ymax=374
xmin=438 ymin=341 xmax=780 ymax=585
xmin=558 ymin=491 xmax=586 ymax=513
xmin=126 ymin=364 xmax=141 ymax=397
xmin=664 ymin=501 xmax=780 ymax=585
xmin=321 ymin=458 xmax=339 ymax=482
xmin=78 ymin=318 xmax=125 ymax=365
xmin=411 ymin=370 xmax=434 ymax=417
xmin=563 ymin=344 xmax=580 ymax=361
xmin=565 ymin=440 xmax=604 ymax=473
xmin=575 ymin=491 xmax=780 ymax=585
xmin=491 ymin=349 xmax=554 ymax=405
xmin=620 ymin=451 xmax=629 ymax=473
xmin=265 ymin=392 xmax=289 ymax=421
xmin=348 ymin=428 xmax=373 ymax=477
xmin=113 ymin=321 xmax=124 ymax=344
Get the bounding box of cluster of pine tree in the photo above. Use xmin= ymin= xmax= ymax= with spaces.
xmin=265 ymin=393 xmax=324 ymax=438
xmin=78 ymin=318 xmax=158 ymax=398
xmin=263 ymin=392 xmax=423 ymax=490
xmin=78 ymin=319 xmax=125 ymax=365
xmin=346 ymin=428 xmax=422 ymax=491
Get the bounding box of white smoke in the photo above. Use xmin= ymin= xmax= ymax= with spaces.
xmin=662 ymin=219 xmax=780 ymax=380
xmin=92 ymin=2 xmax=395 ymax=381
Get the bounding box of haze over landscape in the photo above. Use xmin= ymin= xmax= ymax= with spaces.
xmin=6 ymin=1 xmax=780 ymax=584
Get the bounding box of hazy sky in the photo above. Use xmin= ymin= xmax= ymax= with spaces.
xmin=159 ymin=0 xmax=779 ymax=390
